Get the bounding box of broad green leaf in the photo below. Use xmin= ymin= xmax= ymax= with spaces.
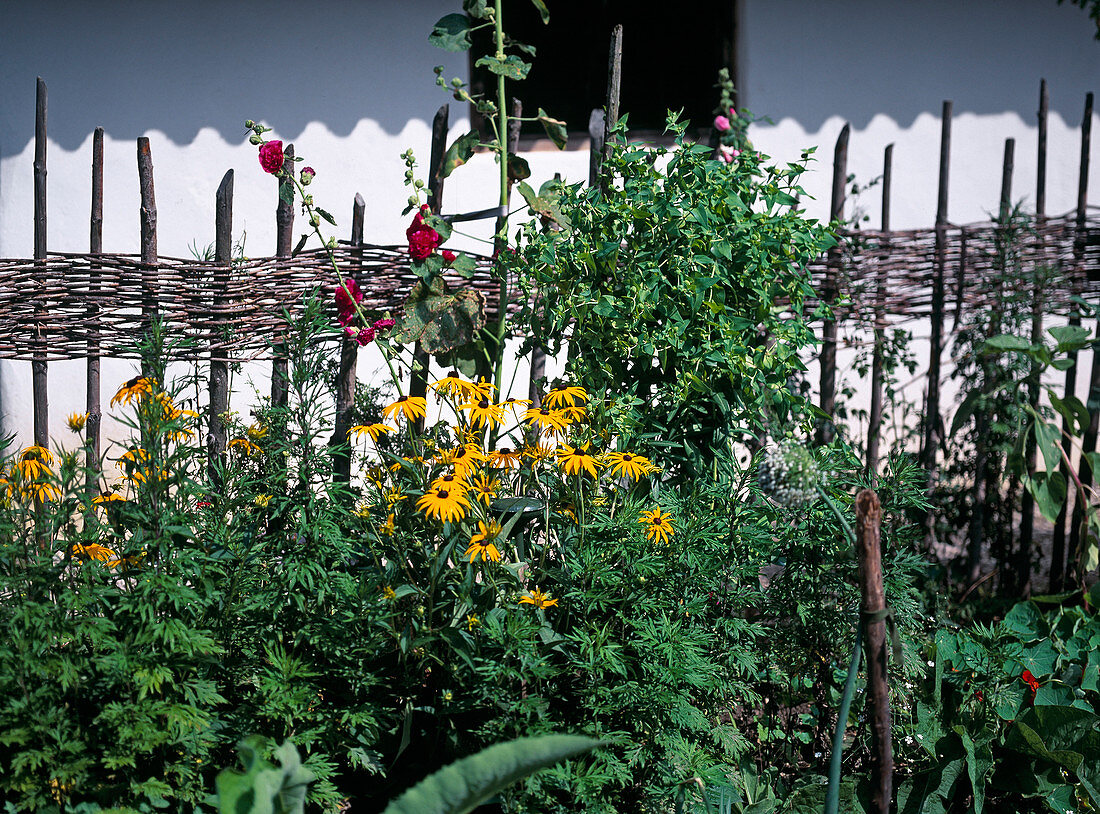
xmin=314 ymin=207 xmax=337 ymax=227
xmin=449 ymin=253 xmax=478 ymax=279
xmin=1033 ymin=418 xmax=1063 ymax=475
xmin=429 ymin=14 xmax=474 ymax=51
xmin=424 ymin=214 xmax=453 ymax=242
xmin=1050 ymin=323 xmax=1091 ymax=351
xmin=442 ymin=131 xmax=480 ymax=178
xmin=1003 ymin=601 xmax=1045 ymax=642
xmin=537 ymin=108 xmax=569 ymax=150
xmin=394 ymin=276 xmax=486 ymax=354
xmin=983 ymin=334 xmax=1034 ymax=353
xmin=382 ymin=735 xmax=602 ymax=814
xmin=1050 ymin=392 xmax=1089 ymax=435
xmin=475 ymin=55 xmax=531 ymax=80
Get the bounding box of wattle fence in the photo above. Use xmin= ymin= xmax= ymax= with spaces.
xmin=6 ymin=72 xmax=1100 ymax=589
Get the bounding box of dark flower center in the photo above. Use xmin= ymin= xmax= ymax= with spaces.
xmin=623 ymin=454 xmax=633 ymax=461
xmin=438 ymin=490 xmax=450 ymax=499
xmin=478 ymin=399 xmax=490 ymax=409
xmin=455 ymin=449 xmax=467 ymax=459
xmin=397 ymin=396 xmax=408 ymax=403
xmin=498 ymin=447 xmax=513 ymax=455
xmin=540 ymin=408 xmax=551 ymax=416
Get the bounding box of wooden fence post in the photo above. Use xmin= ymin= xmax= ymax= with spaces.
xmin=271 ymin=144 xmax=294 ymax=411
xmin=330 ymin=193 xmax=365 ymax=486
xmin=33 ymin=77 xmax=49 ymax=450
xmin=817 ymin=123 xmax=849 ymax=446
xmin=856 ymin=489 xmax=893 ymax=813
xmin=137 ymin=137 xmax=158 ymax=353
xmin=1019 ymin=79 xmax=1048 ymax=589
xmin=208 ymin=169 xmax=233 ymax=479
xmin=923 ymin=100 xmax=952 ymax=546
xmin=967 ymin=138 xmax=1014 ymax=586
xmin=1053 ymin=92 xmax=1093 ymax=589
xmin=866 ymin=144 xmax=892 ymax=481
xmin=411 ymin=104 xmax=450 ymax=417
xmin=87 ymin=126 xmax=103 ymax=494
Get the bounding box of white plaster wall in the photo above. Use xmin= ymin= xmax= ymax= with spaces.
xmin=1 ymin=0 xmax=1099 ymax=457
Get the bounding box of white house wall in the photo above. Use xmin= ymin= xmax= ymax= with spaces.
xmin=1 ymin=0 xmax=1098 ymax=457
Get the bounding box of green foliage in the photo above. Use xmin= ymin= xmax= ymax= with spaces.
xmin=511 ymin=111 xmax=836 ymax=478
xmin=896 ymin=588 xmax=1100 ymax=812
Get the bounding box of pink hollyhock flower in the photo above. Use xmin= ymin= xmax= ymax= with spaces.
xmin=355 ymin=327 xmax=376 ymax=346
xmin=713 ymin=115 xmax=731 ymax=133
xmin=372 ymin=318 xmax=395 ymax=332
xmin=258 ymin=140 xmax=284 ymax=174
xmin=442 ymin=250 xmax=457 ymax=264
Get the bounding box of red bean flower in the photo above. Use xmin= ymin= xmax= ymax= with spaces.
xmin=258 ymin=140 xmax=284 ymax=174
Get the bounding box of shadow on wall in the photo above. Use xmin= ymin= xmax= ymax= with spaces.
xmin=742 ymin=0 xmax=1100 ymax=130
xmin=0 ymin=0 xmax=465 ymax=151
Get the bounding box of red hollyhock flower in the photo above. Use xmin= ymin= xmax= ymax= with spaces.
xmin=354 ymin=327 xmax=376 ymax=346
xmin=408 ymin=226 xmax=441 ymax=260
xmin=372 ymin=317 xmax=395 ymax=332
xmin=406 ymin=206 xmax=441 ymax=261
xmin=335 ymin=278 xmax=363 ymax=326
xmin=258 ymin=140 xmax=284 ymax=174
xmin=442 ymin=249 xmax=457 ymax=264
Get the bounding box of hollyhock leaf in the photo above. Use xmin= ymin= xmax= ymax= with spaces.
xmin=315 ymin=207 xmax=337 ymax=227
xmin=451 ymin=253 xmax=478 ymax=279
xmin=424 ymin=214 xmax=452 ymax=242
xmin=537 ymin=108 xmax=568 ymax=150
xmin=394 ymin=277 xmax=486 ymax=354
xmin=278 ymin=181 xmax=295 ymax=207
xmin=475 ymin=55 xmax=530 ymax=81
xmin=507 ymin=154 xmax=531 ymax=183
xmin=429 ymin=14 xmax=474 ymax=52
xmin=528 ymin=0 xmax=550 ymax=23
xmin=443 ymin=131 xmax=480 ymax=178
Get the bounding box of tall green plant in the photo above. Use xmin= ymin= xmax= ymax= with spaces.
xmin=509 ymin=112 xmax=836 ymax=479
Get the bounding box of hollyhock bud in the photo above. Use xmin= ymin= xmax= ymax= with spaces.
xmin=300 ymin=166 xmax=315 ymax=185
xmin=248 ymin=133 xmax=262 ymax=145
xmin=713 ymin=114 xmax=731 ymax=133
xmin=355 ymin=327 xmax=376 ymax=346
xmin=442 ymin=250 xmax=457 ymax=264
xmin=258 ymin=140 xmax=284 ymax=174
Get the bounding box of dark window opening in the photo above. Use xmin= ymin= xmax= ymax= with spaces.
xmin=469 ymin=1 xmax=738 ymax=146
